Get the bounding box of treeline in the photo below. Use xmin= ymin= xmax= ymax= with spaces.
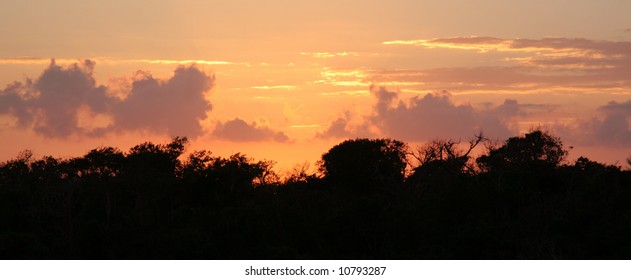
xmin=0 ymin=131 xmax=630 ymax=259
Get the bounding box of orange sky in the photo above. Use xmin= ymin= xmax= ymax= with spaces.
xmin=1 ymin=0 xmax=631 ymax=171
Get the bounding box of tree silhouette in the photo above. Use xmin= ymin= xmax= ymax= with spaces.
xmin=284 ymin=162 xmax=318 ymax=185
xmin=0 ymin=150 xmax=32 ymax=187
xmin=209 ymin=153 xmax=271 ymax=193
xmin=123 ymin=136 xmax=188 ymax=178
xmin=71 ymin=146 xmax=125 ymax=178
xmin=319 ymin=138 xmax=407 ymax=193
xmin=408 ymin=134 xmax=484 ymax=188
xmin=477 ymin=129 xmax=567 ymax=172
xmin=0 ymin=132 xmax=630 ymax=259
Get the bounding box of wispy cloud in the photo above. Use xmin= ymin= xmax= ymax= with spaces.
xmin=0 ymin=57 xmax=244 ymax=66
xmin=300 ymin=52 xmax=359 ymax=58
xmin=0 ymin=57 xmax=83 ymax=65
xmin=120 ymin=59 xmax=239 ymax=65
xmin=311 ymin=68 xmax=370 ymax=88
xmin=290 ymin=124 xmax=321 ymax=129
xmin=375 ymin=37 xmax=631 ymax=94
xmin=320 ymin=68 xmax=368 ymax=79
xmin=383 ymin=37 xmax=631 ymax=72
xmin=383 ymin=37 xmax=512 ymax=52
xmin=250 ymin=85 xmax=298 ymax=90
xmin=319 ymin=90 xmax=368 ymax=96
xmin=383 ymin=36 xmax=609 ymax=54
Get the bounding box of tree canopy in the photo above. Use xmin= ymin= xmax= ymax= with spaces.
xmin=0 ymin=130 xmax=630 ymax=259
xmin=319 ymin=138 xmax=407 ymax=192
xmin=477 ymin=130 xmax=567 ymax=172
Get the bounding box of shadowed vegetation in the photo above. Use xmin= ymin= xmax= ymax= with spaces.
xmin=1 ymin=130 xmax=630 ymax=259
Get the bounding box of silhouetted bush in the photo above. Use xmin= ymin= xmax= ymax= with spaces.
xmin=0 ymin=131 xmax=630 ymax=259
xmin=319 ymin=138 xmax=407 ymax=193
xmin=477 ymin=130 xmax=567 ymax=172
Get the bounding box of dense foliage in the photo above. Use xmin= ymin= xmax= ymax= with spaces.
xmin=1 ymin=131 xmax=630 ymax=259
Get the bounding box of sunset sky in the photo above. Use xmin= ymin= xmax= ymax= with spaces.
xmin=1 ymin=0 xmax=631 ymax=172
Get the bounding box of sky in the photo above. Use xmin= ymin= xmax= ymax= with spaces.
xmin=1 ymin=0 xmax=631 ymax=172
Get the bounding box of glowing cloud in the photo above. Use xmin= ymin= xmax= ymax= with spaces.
xmin=300 ymin=52 xmax=360 ymax=58
xmin=383 ymin=37 xmax=631 ymax=68
xmin=250 ymin=85 xmax=298 ymax=90
xmin=0 ymin=57 xmax=242 ymax=66
xmin=370 ymin=37 xmax=631 ymax=95
xmin=383 ymin=37 xmax=512 ymax=52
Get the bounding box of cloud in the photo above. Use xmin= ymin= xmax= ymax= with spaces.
xmin=0 ymin=57 xmax=241 ymax=66
xmin=319 ymin=86 xmax=535 ymax=141
xmin=212 ymin=118 xmax=289 ymax=142
xmin=316 ymin=117 xmax=354 ymax=139
xmin=319 ymin=90 xmax=368 ymax=96
xmin=113 ymin=65 xmax=214 ymax=137
xmin=120 ymin=59 xmax=237 ymax=66
xmin=311 ymin=68 xmax=371 ymax=88
xmin=369 ymin=86 xmax=518 ymax=140
xmin=383 ymin=37 xmax=510 ymax=52
xmin=316 ymin=112 xmax=373 ymax=139
xmin=407 ymin=36 xmax=631 ymax=70
xmin=0 ymin=59 xmax=114 ymax=137
xmin=250 ymin=85 xmax=298 ymax=90
xmin=0 ymin=82 xmax=34 ymax=128
xmin=556 ymin=100 xmax=631 ymax=147
xmin=594 ymin=101 xmax=631 ymax=145
xmin=300 ymin=52 xmax=359 ymax=58
xmin=0 ymin=59 xmax=214 ymax=138
xmin=383 ymin=36 xmax=631 ymax=57
xmin=378 ymin=37 xmax=631 ymax=93
xmin=374 ymin=85 xmax=398 ymax=115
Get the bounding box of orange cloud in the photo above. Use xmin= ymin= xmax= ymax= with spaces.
xmin=384 ymin=36 xmax=631 ymax=71
xmin=0 ymin=57 xmax=243 ymax=66
xmin=250 ymin=85 xmax=298 ymax=90
xmin=371 ymin=37 xmax=631 ymax=95
xmin=384 ymin=37 xmax=512 ymax=52
xmin=300 ymin=52 xmax=359 ymax=58
xmin=384 ymin=36 xmax=626 ymax=54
